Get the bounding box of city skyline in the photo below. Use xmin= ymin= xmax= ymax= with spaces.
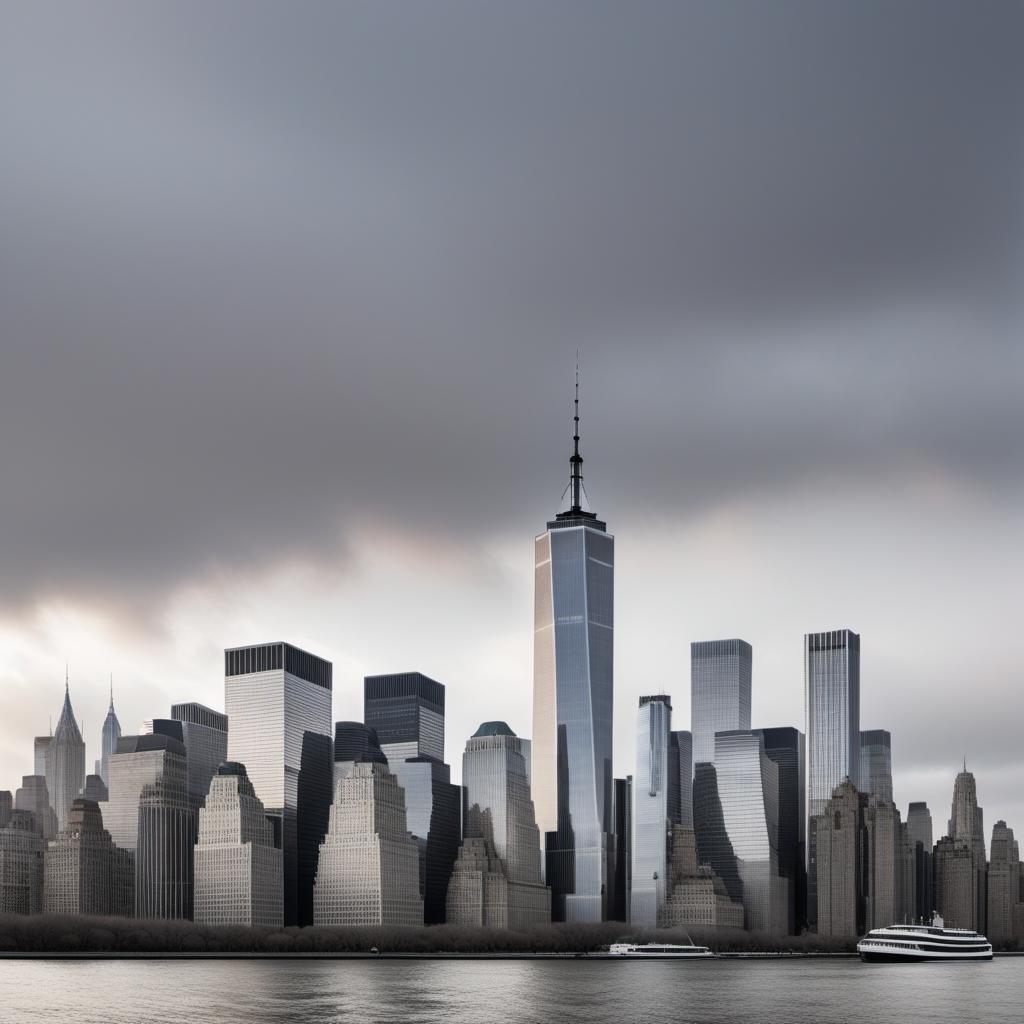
xmin=2 ymin=1 xmax=1023 ymax=888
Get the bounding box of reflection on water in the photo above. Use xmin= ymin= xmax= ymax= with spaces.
xmin=0 ymin=958 xmax=1019 ymax=1024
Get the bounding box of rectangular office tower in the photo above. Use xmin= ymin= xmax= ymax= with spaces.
xmin=859 ymin=729 xmax=893 ymax=803
xmin=631 ymin=696 xmax=672 ymax=926
xmin=691 ymin=640 xmax=752 ymax=768
xmin=225 ymin=642 xmax=333 ymax=926
xmin=364 ymin=672 xmax=461 ymax=924
xmin=804 ymin=628 xmax=860 ymax=931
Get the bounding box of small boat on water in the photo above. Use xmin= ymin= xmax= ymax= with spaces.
xmin=606 ymin=943 xmax=716 ymax=959
xmin=857 ymin=916 xmax=992 ymax=963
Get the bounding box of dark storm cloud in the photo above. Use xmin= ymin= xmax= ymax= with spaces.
xmin=1 ymin=1 xmax=1022 ymax=607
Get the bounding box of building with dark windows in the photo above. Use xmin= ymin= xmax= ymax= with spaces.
xmin=631 ymin=696 xmax=672 ymax=926
xmin=225 ymin=642 xmax=333 ymax=927
xmin=0 ymin=810 xmax=45 ymax=915
xmin=714 ymin=730 xmax=789 ymax=935
xmin=195 ymin=763 xmax=283 ymax=927
xmin=532 ymin=377 xmax=615 ymax=922
xmin=759 ymin=727 xmax=805 ymax=933
xmin=691 ymin=640 xmax=752 ymax=769
xmin=46 ymin=681 xmax=87 ymax=832
xmin=14 ymin=776 xmax=57 ymax=841
xmin=447 ymin=722 xmax=550 ymax=928
xmin=333 ymin=721 xmax=388 ymax=788
xmin=0 ymin=792 xmax=10 ymax=830
xmin=814 ymin=778 xmax=866 ymax=939
xmin=363 ymin=673 xmax=460 ymax=924
xmin=859 ymin=730 xmax=893 ymax=802
xmin=804 ymin=628 xmax=860 ymax=930
xmin=669 ymin=731 xmax=693 ymax=828
xmin=693 ymin=762 xmax=743 ymax=909
xmin=906 ymin=801 xmax=933 ymax=921
xmin=662 ymin=824 xmax=744 ymax=930
xmin=82 ymin=774 xmax=108 ymax=803
xmin=611 ymin=777 xmax=632 ymax=921
xmin=162 ymin=703 xmax=229 ymax=805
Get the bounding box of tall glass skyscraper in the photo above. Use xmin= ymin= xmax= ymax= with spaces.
xmin=532 ymin=377 xmax=614 ymax=922
xmin=691 ymin=640 xmax=752 ymax=768
xmin=859 ymin=729 xmax=893 ymax=802
xmin=225 ymin=642 xmax=333 ymax=926
xmin=714 ymin=730 xmax=789 ymax=935
xmin=759 ymin=726 xmax=805 ymax=933
xmin=630 ymin=696 xmax=672 ymax=925
xmin=804 ymin=628 xmax=860 ymax=930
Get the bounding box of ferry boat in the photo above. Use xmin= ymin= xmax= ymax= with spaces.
xmin=606 ymin=942 xmax=716 ymax=959
xmin=857 ymin=919 xmax=992 ymax=963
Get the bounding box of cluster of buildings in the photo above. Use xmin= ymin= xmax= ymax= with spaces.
xmin=1 ymin=393 xmax=1022 ymax=943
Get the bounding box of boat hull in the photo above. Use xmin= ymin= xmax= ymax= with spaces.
xmin=859 ymin=950 xmax=992 ymax=963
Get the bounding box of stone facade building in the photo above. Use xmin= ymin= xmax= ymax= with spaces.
xmin=814 ymin=779 xmax=865 ymax=938
xmin=935 ymin=766 xmax=987 ymax=931
xmin=0 ymin=810 xmax=45 ymax=915
xmin=194 ymin=762 xmax=283 ymax=927
xmin=986 ymin=820 xmax=1023 ymax=945
xmin=864 ymin=796 xmax=915 ymax=929
xmin=313 ymin=760 xmax=423 ymax=926
xmin=660 ymin=825 xmax=744 ymax=930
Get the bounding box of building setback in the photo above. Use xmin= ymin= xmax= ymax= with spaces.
xmin=194 ymin=762 xmax=283 ymax=928
xmin=363 ymin=672 xmax=460 ymax=924
xmin=690 ymin=640 xmax=752 ymax=769
xmin=225 ymin=642 xmax=333 ymax=927
xmin=0 ymin=810 xmax=45 ymax=915
xmin=631 ymin=696 xmax=672 ymax=926
xmin=313 ymin=760 xmax=423 ymax=926
xmin=532 ymin=379 xmax=615 ymax=922
xmin=805 ymin=629 xmax=860 ymax=931
xmin=814 ymin=779 xmax=865 ymax=939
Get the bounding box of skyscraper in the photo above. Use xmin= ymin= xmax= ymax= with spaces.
xmin=449 ymin=721 xmax=550 ymax=927
xmin=46 ymin=680 xmax=87 ymax=831
xmin=194 ymin=763 xmax=283 ymax=927
xmin=714 ymin=730 xmax=789 ymax=935
xmin=661 ymin=824 xmax=744 ymax=930
xmin=33 ymin=737 xmax=51 ymax=779
xmin=814 ymin=778 xmax=866 ymax=939
xmin=333 ymin=721 xmax=388 ymax=788
xmin=82 ymin=774 xmax=108 ymax=803
xmin=611 ymin=777 xmax=632 ymax=922
xmin=906 ymin=801 xmax=933 ymax=922
xmin=363 ymin=672 xmax=460 ymax=924
xmin=0 ymin=792 xmax=11 ymax=830
xmin=936 ymin=765 xmax=987 ymax=931
xmin=532 ymin=374 xmax=614 ymax=922
xmin=98 ymin=683 xmax=122 ymax=787
xmin=864 ymin=796 xmax=914 ymax=929
xmin=14 ymin=776 xmax=58 ymax=841
xmin=759 ymin=726 xmax=806 ymax=933
xmin=0 ymin=810 xmax=45 ymax=915
xmin=669 ymin=731 xmax=693 ymax=829
xmin=805 ymin=628 xmax=860 ymax=930
xmin=987 ymin=820 xmax=1024 ymax=945
xmin=168 ymin=702 xmax=229 ymax=804
xmin=313 ymin=760 xmax=423 ymax=926
xmin=630 ymin=696 xmax=672 ymax=926
xmin=691 ymin=640 xmax=752 ymax=768
xmin=858 ymin=729 xmax=893 ymax=803
xmin=225 ymin=642 xmax=333 ymax=926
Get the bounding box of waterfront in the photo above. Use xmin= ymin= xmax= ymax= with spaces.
xmin=0 ymin=958 xmax=1018 ymax=1024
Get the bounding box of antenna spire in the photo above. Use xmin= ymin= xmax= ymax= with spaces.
xmin=65 ymin=663 xmax=69 ymax=696
xmin=570 ymin=351 xmax=583 ymax=513
xmin=109 ymin=673 xmax=114 ymax=710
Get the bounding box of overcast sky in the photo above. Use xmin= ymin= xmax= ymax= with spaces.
xmin=2 ymin=2 xmax=1022 ymax=839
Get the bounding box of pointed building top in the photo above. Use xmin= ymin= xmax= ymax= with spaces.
xmin=109 ymin=673 xmax=115 ymax=711
xmin=551 ymin=354 xmax=605 ymax=531
xmin=53 ymin=680 xmax=83 ymax=745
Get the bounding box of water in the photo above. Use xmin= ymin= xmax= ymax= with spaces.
xmin=0 ymin=958 xmax=1018 ymax=1024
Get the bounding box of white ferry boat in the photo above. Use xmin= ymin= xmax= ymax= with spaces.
xmin=606 ymin=943 xmax=716 ymax=959
xmin=857 ymin=920 xmax=992 ymax=963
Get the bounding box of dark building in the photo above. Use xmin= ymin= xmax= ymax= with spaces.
xmin=668 ymin=731 xmax=693 ymax=828
xmin=759 ymin=726 xmax=806 ymax=933
xmin=0 ymin=792 xmax=12 ymax=830
xmin=364 ymin=672 xmax=460 ymax=924
xmin=611 ymin=776 xmax=632 ymax=921
xmin=82 ymin=774 xmax=108 ymax=803
xmin=692 ymin=762 xmax=743 ymax=906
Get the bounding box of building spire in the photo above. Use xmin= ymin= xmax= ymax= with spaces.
xmin=109 ymin=673 xmax=114 ymax=711
xmin=569 ymin=351 xmax=583 ymax=513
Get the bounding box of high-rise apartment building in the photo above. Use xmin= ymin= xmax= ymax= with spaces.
xmin=714 ymin=730 xmax=789 ymax=935
xmin=225 ymin=642 xmax=333 ymax=926
xmin=44 ymin=798 xmax=131 ymax=917
xmin=859 ymin=730 xmax=893 ymax=803
xmin=0 ymin=810 xmax=45 ymax=915
xmin=449 ymin=721 xmax=550 ymax=928
xmin=363 ymin=672 xmax=460 ymax=924
xmin=691 ymin=640 xmax=752 ymax=768
xmin=98 ymin=686 xmax=122 ymax=787
xmin=631 ymin=696 xmax=672 ymax=926
xmin=814 ymin=778 xmax=865 ymax=938
xmin=805 ymin=628 xmax=860 ymax=930
xmin=313 ymin=760 xmax=423 ymax=926
xmin=14 ymin=776 xmax=58 ymax=841
xmin=532 ymin=379 xmax=614 ymax=922
xmin=759 ymin=726 xmax=806 ymax=933
xmin=906 ymin=801 xmax=934 ymax=921
xmin=194 ymin=763 xmax=283 ymax=927
xmin=46 ymin=682 xmax=87 ymax=831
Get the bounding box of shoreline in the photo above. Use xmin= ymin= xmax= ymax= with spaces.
xmin=0 ymin=950 xmax=862 ymax=960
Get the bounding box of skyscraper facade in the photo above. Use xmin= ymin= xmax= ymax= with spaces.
xmin=805 ymin=628 xmax=860 ymax=930
xmin=669 ymin=731 xmax=693 ymax=829
xmin=691 ymin=640 xmax=752 ymax=768
xmin=363 ymin=672 xmax=460 ymax=923
xmin=630 ymin=696 xmax=672 ymax=926
xmin=661 ymin=824 xmax=744 ymax=930
xmin=44 ymin=798 xmax=125 ymax=917
xmin=0 ymin=792 xmax=10 ymax=830
xmin=987 ymin=820 xmax=1024 ymax=945
xmin=858 ymin=729 xmax=893 ymax=802
xmin=194 ymin=763 xmax=283 ymax=927
xmin=313 ymin=760 xmax=423 ymax=926
xmin=863 ymin=796 xmax=914 ymax=929
xmin=98 ymin=687 xmax=122 ymax=787
xmin=759 ymin=726 xmax=806 ymax=933
xmin=532 ymin=382 xmax=614 ymax=922
xmin=714 ymin=730 xmax=789 ymax=935
xmin=0 ymin=810 xmax=45 ymax=915
xmin=33 ymin=738 xmax=51 ymax=779
xmin=611 ymin=776 xmax=631 ymax=921
xmin=14 ymin=776 xmax=58 ymax=841
xmin=906 ymin=801 xmax=934 ymax=921
xmin=168 ymin=702 xmax=229 ymax=804
xmin=936 ymin=766 xmax=987 ymax=931
xmin=225 ymin=642 xmax=333 ymax=926
xmin=333 ymin=721 xmax=388 ymax=788
xmin=46 ymin=683 xmax=87 ymax=831
xmin=814 ymin=778 xmax=866 ymax=939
